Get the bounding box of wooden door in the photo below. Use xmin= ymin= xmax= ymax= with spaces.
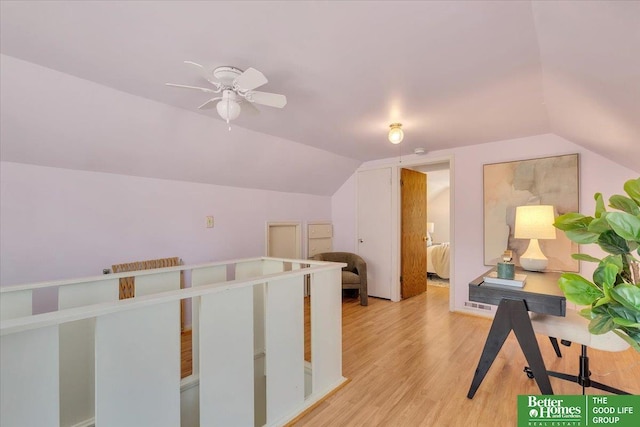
xmin=401 ymin=168 xmax=427 ymax=299
xmin=357 ymin=168 xmax=392 ymax=299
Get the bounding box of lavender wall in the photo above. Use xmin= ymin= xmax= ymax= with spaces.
xmin=332 ymin=134 xmax=638 ymax=313
xmin=331 ymin=173 xmax=356 ymax=253
xmin=1 ymin=162 xmax=331 ymax=313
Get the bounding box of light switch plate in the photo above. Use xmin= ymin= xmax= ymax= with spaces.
xmin=206 ymin=216 xmax=214 ymax=228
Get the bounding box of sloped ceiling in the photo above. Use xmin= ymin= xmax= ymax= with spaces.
xmin=1 ymin=1 xmax=638 ymax=196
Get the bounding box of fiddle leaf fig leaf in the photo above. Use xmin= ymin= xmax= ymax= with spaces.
xmin=610 ymin=283 xmax=640 ymax=312
xmin=558 ymin=273 xmax=603 ymax=305
xmin=579 ymin=307 xmax=594 ymax=319
xmin=598 ymin=230 xmax=630 ymax=254
xmin=554 ymin=213 xmax=591 ymax=231
xmin=566 ymin=229 xmax=600 ymax=244
xmin=614 ymin=330 xmax=640 ymax=352
xmin=605 ymin=212 xmax=640 ymax=242
xmin=571 ymin=253 xmax=601 ymax=263
xmin=602 ymin=254 xmax=624 ymax=270
xmin=602 ymin=262 xmax=620 ymax=288
xmin=589 ymin=315 xmax=616 ymax=334
xmin=594 ymin=295 xmax=612 ymax=308
xmin=609 ymin=195 xmax=640 ymax=215
xmin=594 ymin=193 xmax=606 ymax=218
xmin=612 ymin=317 xmax=640 ymax=328
xmin=624 ymin=177 xmax=640 ymax=206
xmin=607 ymin=302 xmax=640 ymax=323
xmin=588 ymin=216 xmax=610 ymax=233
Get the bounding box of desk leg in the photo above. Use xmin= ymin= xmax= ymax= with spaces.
xmin=467 ymin=299 xmax=554 ymax=399
xmin=510 ymin=302 xmax=553 ymax=395
xmin=467 ymin=300 xmax=514 ymax=399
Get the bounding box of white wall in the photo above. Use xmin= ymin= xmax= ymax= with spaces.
xmin=1 ymin=55 xmax=361 ymax=197
xmin=331 ymin=173 xmax=356 ymax=253
xmin=0 ymin=162 xmax=331 ymax=313
xmin=424 ymin=168 xmax=450 ymax=244
xmin=332 ymin=134 xmax=638 ymax=313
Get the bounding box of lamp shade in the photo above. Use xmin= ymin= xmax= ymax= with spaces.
xmin=514 ymin=205 xmax=556 ymax=240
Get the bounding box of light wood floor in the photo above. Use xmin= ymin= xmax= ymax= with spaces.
xmin=181 ymin=286 xmax=640 ymax=426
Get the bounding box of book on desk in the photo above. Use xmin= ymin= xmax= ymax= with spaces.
xmin=483 ymin=271 xmax=527 ymax=287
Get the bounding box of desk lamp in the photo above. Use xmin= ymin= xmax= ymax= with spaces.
xmin=514 ymin=205 xmax=556 ymax=271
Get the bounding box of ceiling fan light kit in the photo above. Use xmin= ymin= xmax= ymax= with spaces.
xmin=388 ymin=123 xmax=404 ymax=144
xmin=216 ymin=90 xmax=241 ymax=122
xmin=166 ymin=62 xmax=287 ymax=127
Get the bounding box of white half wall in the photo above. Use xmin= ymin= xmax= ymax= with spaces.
xmin=0 ymin=162 xmax=331 ymax=314
xmin=332 ymin=134 xmax=638 ymax=313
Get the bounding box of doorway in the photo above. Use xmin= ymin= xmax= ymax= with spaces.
xmin=400 ymin=168 xmax=427 ymax=299
xmin=266 ymin=222 xmax=302 ymax=269
xmin=408 ymin=161 xmax=452 ymax=302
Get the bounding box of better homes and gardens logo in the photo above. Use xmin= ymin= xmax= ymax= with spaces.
xmin=523 ymin=396 xmax=582 ymax=425
xmin=518 ymin=395 xmax=639 ymax=427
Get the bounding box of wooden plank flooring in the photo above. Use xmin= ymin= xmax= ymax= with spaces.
xmin=181 ymin=286 xmax=640 ymax=426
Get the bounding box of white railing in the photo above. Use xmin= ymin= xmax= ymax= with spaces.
xmin=0 ymin=257 xmax=347 ymax=427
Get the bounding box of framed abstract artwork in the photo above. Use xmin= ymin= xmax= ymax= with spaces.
xmin=483 ymin=154 xmax=579 ymax=272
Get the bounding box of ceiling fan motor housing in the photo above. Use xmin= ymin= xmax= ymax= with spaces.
xmin=213 ymin=66 xmax=243 ymax=87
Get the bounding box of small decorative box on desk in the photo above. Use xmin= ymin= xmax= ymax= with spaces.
xmin=483 ymin=271 xmax=527 ymax=287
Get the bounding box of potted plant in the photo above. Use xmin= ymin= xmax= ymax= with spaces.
xmin=554 ymin=177 xmax=640 ymax=352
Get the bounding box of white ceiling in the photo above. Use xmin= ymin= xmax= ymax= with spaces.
xmin=1 ymin=1 xmax=638 ymax=194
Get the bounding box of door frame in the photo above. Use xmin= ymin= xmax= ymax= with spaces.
xmin=265 ymin=221 xmax=302 ymax=259
xmin=355 ymin=155 xmax=455 ymax=309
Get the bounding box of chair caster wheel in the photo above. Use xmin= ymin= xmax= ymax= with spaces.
xmin=524 ymin=367 xmax=535 ymax=379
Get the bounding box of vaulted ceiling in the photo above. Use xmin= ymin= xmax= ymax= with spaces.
xmin=1 ymin=1 xmax=638 ymax=195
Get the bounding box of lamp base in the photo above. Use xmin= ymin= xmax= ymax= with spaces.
xmin=520 ymin=238 xmax=548 ymax=272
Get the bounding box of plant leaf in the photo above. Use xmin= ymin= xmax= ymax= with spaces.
xmin=587 ymin=216 xmax=610 ymax=233
xmin=609 ymin=194 xmax=640 ymax=215
xmin=554 ymin=213 xmax=592 ymax=231
xmin=612 ymin=317 xmax=640 ymax=328
xmin=602 ymin=254 xmax=624 ymax=270
xmin=589 ymin=315 xmax=616 ymax=334
xmin=594 ymin=192 xmax=606 ymax=218
xmin=605 ymin=211 xmax=640 ymax=242
xmin=571 ymin=253 xmax=601 ymax=263
xmin=610 ymin=283 xmax=640 ymax=312
xmin=608 ymin=303 xmax=640 ymax=323
xmin=566 ymin=229 xmax=600 ymax=244
xmin=613 ymin=329 xmax=640 ymax=352
xmin=624 ymin=177 xmax=640 ymax=206
xmin=558 ymin=273 xmax=603 ymax=305
xmin=598 ymin=230 xmax=630 ymax=254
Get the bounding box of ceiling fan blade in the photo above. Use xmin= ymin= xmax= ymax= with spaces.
xmin=165 ymin=83 xmax=218 ymax=94
xmin=184 ymin=61 xmax=205 ymax=71
xmin=198 ymin=97 xmax=222 ymax=110
xmin=234 ymin=67 xmax=268 ymax=91
xmin=240 ymin=100 xmax=260 ymax=115
xmin=247 ymin=91 xmax=287 ymax=108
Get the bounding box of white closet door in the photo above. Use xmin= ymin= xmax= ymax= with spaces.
xmin=357 ymin=168 xmax=393 ymax=299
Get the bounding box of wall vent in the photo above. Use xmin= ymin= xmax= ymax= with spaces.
xmin=464 ymin=301 xmax=492 ymax=311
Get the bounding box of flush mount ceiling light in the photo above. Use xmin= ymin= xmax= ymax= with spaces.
xmin=388 ymin=123 xmax=404 ymax=144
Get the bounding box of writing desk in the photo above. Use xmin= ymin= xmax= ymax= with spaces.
xmin=466 ymin=269 xmax=566 ymax=399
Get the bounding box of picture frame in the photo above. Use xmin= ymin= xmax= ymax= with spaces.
xmin=483 ymin=153 xmax=579 ymax=272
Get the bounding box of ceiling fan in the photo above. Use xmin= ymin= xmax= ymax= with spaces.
xmin=166 ymin=61 xmax=287 ymax=128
